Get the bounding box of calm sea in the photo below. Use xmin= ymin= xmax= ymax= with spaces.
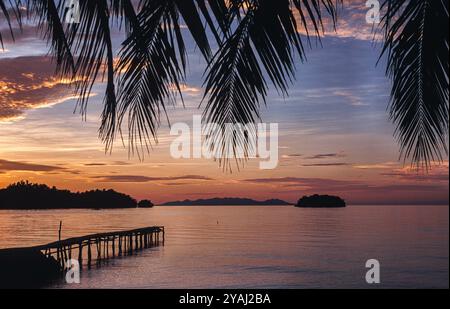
xmin=0 ymin=206 xmax=448 ymax=288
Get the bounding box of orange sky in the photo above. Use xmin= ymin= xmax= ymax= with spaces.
xmin=0 ymin=1 xmax=448 ymax=205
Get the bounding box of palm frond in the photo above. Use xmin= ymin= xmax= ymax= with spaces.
xmin=26 ymin=0 xmax=75 ymax=77
xmin=196 ymin=0 xmax=229 ymax=42
xmin=202 ymin=0 xmax=339 ymax=169
xmin=109 ymin=0 xmax=139 ymax=34
xmin=111 ymin=0 xmax=222 ymax=157
xmin=0 ymin=0 xmax=21 ymax=48
xmin=58 ymin=0 xmax=117 ymax=151
xmin=380 ymin=0 xmax=449 ymax=169
xmin=175 ymin=0 xmax=212 ymax=58
xmin=114 ymin=0 xmax=186 ymax=157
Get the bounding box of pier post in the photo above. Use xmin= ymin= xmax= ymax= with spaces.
xmin=78 ymin=242 xmax=83 ymax=266
xmin=129 ymin=235 xmax=133 ymax=254
xmin=87 ymin=241 xmax=92 ymax=268
xmin=56 ymin=245 xmax=60 ymax=266
xmin=96 ymin=238 xmax=101 ymax=262
xmin=112 ymin=236 xmax=116 ymax=258
xmin=62 ymin=246 xmax=68 ymax=270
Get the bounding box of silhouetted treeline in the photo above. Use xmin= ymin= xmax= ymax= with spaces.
xmin=0 ymin=181 xmax=137 ymax=209
xmin=296 ymin=194 xmax=346 ymax=208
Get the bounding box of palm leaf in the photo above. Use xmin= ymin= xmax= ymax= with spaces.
xmin=114 ymin=0 xmax=185 ymax=157
xmin=202 ymin=0 xmax=339 ymax=169
xmin=57 ymin=0 xmax=118 ymax=152
xmin=26 ymin=0 xmax=75 ymax=77
xmin=380 ymin=0 xmax=449 ymax=169
xmin=110 ymin=0 xmax=219 ymax=156
xmin=0 ymin=0 xmax=21 ymax=48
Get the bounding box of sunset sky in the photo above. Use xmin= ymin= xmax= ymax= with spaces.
xmin=0 ymin=1 xmax=448 ymax=205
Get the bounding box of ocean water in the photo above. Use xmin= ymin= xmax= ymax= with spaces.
xmin=0 ymin=206 xmax=448 ymax=288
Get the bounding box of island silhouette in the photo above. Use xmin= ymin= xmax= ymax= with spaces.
xmin=0 ymin=182 xmax=347 ymax=209
xmin=161 ymin=197 xmax=291 ymax=206
xmin=295 ymin=194 xmax=346 ymax=208
xmin=0 ymin=181 xmax=142 ymax=209
xmin=138 ymin=200 xmax=154 ymax=208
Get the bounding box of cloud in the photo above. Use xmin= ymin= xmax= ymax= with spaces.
xmin=281 ymin=153 xmax=303 ymax=159
xmin=0 ymin=23 xmax=39 ymax=45
xmin=243 ymin=177 xmax=366 ymax=191
xmin=332 ymin=89 xmax=367 ymax=106
xmin=0 ymin=159 xmax=65 ymax=172
xmin=380 ymin=163 xmax=449 ymax=182
xmin=242 ymin=176 xmax=448 ymax=194
xmin=91 ymin=174 xmax=214 ymax=183
xmin=301 ymin=153 xmax=349 ymax=166
xmin=295 ymin=0 xmax=382 ymax=41
xmin=112 ymin=161 xmax=132 ymax=166
xmin=380 ymin=172 xmax=449 ymax=182
xmin=353 ymin=162 xmax=400 ymax=169
xmin=84 ymin=163 xmax=107 ymax=166
xmin=304 ymin=152 xmax=346 ymax=160
xmin=0 ymin=56 xmax=78 ymax=122
xmin=84 ymin=161 xmax=132 ymax=166
xmin=301 ymin=162 xmax=350 ymax=167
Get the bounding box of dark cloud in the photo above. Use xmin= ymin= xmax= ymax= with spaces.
xmin=92 ymin=175 xmax=214 ymax=183
xmin=163 ymin=182 xmax=197 ymax=186
xmin=301 ymin=162 xmax=350 ymax=167
xmin=0 ymin=159 xmax=65 ymax=172
xmin=84 ymin=163 xmax=107 ymax=166
xmin=84 ymin=161 xmax=133 ymax=166
xmin=112 ymin=161 xmax=132 ymax=166
xmin=304 ymin=153 xmax=346 ymax=160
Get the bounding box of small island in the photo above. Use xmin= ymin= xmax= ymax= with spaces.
xmin=138 ymin=199 xmax=154 ymax=208
xmin=0 ymin=181 xmax=138 ymax=209
xmin=295 ymin=194 xmax=346 ymax=208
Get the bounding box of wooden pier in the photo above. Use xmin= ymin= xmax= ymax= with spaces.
xmin=0 ymin=226 xmax=164 ymax=287
xmin=35 ymin=226 xmax=165 ymax=271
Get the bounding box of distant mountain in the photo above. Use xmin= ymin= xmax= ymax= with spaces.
xmin=161 ymin=197 xmax=291 ymax=206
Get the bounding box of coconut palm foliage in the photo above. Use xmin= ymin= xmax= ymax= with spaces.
xmin=380 ymin=0 xmax=449 ymax=168
xmin=0 ymin=0 xmax=448 ymax=169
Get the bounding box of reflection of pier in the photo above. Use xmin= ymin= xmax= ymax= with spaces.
xmin=40 ymin=226 xmax=165 ymax=270
xmin=0 ymin=226 xmax=165 ymax=287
